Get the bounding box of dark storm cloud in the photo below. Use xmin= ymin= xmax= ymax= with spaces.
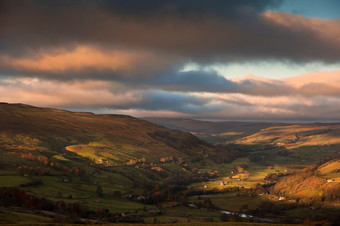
xmin=1 ymin=0 xmax=340 ymax=64
xmin=2 ymin=0 xmax=340 ymax=121
xmin=133 ymin=90 xmax=215 ymax=113
xmin=146 ymin=69 xmax=340 ymax=98
xmin=96 ymin=0 xmax=281 ymax=17
xmin=87 ymin=89 xmax=217 ymax=114
xmin=148 ymin=69 xmax=295 ymax=96
xmin=150 ymin=70 xmax=237 ymax=92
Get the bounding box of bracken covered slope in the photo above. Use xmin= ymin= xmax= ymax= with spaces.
xmin=0 ymin=103 xmax=214 ymax=164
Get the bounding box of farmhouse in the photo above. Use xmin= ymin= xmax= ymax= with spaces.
xmin=63 ymin=177 xmax=70 ymax=183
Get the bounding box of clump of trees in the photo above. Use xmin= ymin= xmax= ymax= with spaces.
xmin=0 ymin=187 xmax=144 ymax=223
xmin=19 ymin=152 xmax=86 ymax=177
xmin=96 ymin=184 xmax=103 ymax=197
xmin=264 ymin=172 xmax=285 ymax=182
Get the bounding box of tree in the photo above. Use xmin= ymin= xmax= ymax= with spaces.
xmin=220 ymin=213 xmax=230 ymax=222
xmin=113 ymin=190 xmax=121 ymax=198
xmin=203 ymin=198 xmax=214 ymax=209
xmin=57 ymin=191 xmax=63 ymax=197
xmin=96 ymin=184 xmax=103 ymax=197
xmin=240 ymin=204 xmax=249 ymax=212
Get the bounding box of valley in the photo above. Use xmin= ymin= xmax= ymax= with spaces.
xmin=144 ymin=118 xmax=287 ymax=144
xmin=2 ymin=0 xmax=339 ymax=225
xmin=0 ymin=103 xmax=340 ymax=225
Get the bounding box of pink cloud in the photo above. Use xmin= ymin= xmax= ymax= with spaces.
xmin=0 ymin=45 xmax=178 ymax=76
xmin=0 ymin=78 xmax=141 ymax=108
xmin=1 ymin=73 xmax=340 ymax=120
xmin=104 ymin=109 xmax=192 ymax=118
xmin=284 ymin=69 xmax=340 ymax=97
xmin=262 ymin=11 xmax=340 ymax=46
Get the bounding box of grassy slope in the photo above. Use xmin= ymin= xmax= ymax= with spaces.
xmin=236 ymin=123 xmax=340 ymax=148
xmin=316 ymin=159 xmax=340 ymax=182
xmin=233 ymin=123 xmax=340 ymax=165
xmin=188 ymin=157 xmax=289 ymax=190
xmin=272 ymin=159 xmax=340 ymax=202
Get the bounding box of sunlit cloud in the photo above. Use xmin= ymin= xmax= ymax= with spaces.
xmin=263 ymin=11 xmax=340 ymax=45
xmin=1 ymin=0 xmax=340 ymax=121
xmin=0 ymin=46 xmax=179 ymax=77
xmin=2 ymin=68 xmax=340 ymax=121
xmin=0 ymin=78 xmax=139 ymax=108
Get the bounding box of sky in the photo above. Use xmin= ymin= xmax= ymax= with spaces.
xmin=1 ymin=0 xmax=340 ymax=121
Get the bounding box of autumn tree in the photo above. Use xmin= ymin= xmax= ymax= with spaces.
xmin=96 ymin=184 xmax=103 ymax=197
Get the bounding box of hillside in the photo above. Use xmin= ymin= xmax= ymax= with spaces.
xmin=271 ymin=159 xmax=340 ymax=204
xmin=229 ymin=123 xmax=340 ymax=166
xmin=143 ymin=118 xmax=286 ymax=143
xmin=236 ymin=123 xmax=340 ymax=148
xmin=0 ymin=103 xmax=216 ymax=165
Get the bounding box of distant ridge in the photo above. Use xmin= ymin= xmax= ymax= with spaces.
xmin=143 ymin=117 xmax=288 ymax=143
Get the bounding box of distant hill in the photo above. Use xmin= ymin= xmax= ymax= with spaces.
xmin=236 ymin=123 xmax=340 ymax=148
xmin=143 ymin=117 xmax=287 ymax=143
xmin=0 ymin=103 xmax=216 ymax=165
